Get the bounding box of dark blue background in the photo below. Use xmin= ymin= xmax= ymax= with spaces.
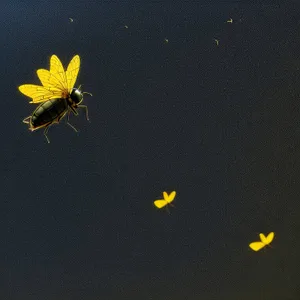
xmin=1 ymin=1 xmax=300 ymax=299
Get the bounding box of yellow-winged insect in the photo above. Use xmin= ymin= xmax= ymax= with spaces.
xmin=18 ymin=54 xmax=92 ymax=143
xmin=249 ymin=232 xmax=274 ymax=252
xmin=154 ymin=191 xmax=176 ymax=211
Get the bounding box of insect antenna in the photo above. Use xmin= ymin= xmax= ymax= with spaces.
xmin=78 ymin=84 xmax=93 ymax=97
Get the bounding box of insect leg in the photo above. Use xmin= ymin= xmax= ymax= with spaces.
xmin=69 ymin=106 xmax=78 ymax=116
xmin=23 ymin=116 xmax=31 ymax=124
xmin=23 ymin=116 xmax=35 ymax=131
xmin=67 ymin=109 xmax=71 ymax=121
xmin=78 ymin=104 xmax=89 ymax=121
xmin=63 ymin=110 xmax=78 ymax=132
xmin=66 ymin=122 xmax=78 ymax=133
xmin=44 ymin=126 xmax=51 ymax=144
xmin=166 ymin=205 xmax=171 ymax=215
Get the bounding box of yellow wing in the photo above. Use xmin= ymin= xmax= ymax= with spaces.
xmin=18 ymin=84 xmax=65 ymax=103
xmin=66 ymin=55 xmax=80 ymax=91
xmin=260 ymin=232 xmax=274 ymax=245
xmin=37 ymin=69 xmax=66 ymax=91
xmin=249 ymin=241 xmax=266 ymax=251
xmin=37 ymin=55 xmax=80 ymax=95
xmin=265 ymin=232 xmax=275 ymax=244
xmin=49 ymin=55 xmax=68 ymax=90
xmin=154 ymin=199 xmax=168 ymax=209
xmin=19 ymin=54 xmax=75 ymax=103
xmin=163 ymin=192 xmax=168 ymax=200
xmin=163 ymin=191 xmax=176 ymax=204
xmin=167 ymin=191 xmax=176 ymax=202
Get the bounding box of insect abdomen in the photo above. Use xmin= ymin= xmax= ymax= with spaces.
xmin=31 ymin=98 xmax=69 ymax=128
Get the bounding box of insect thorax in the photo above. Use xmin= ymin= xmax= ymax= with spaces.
xmin=69 ymin=88 xmax=83 ymax=105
